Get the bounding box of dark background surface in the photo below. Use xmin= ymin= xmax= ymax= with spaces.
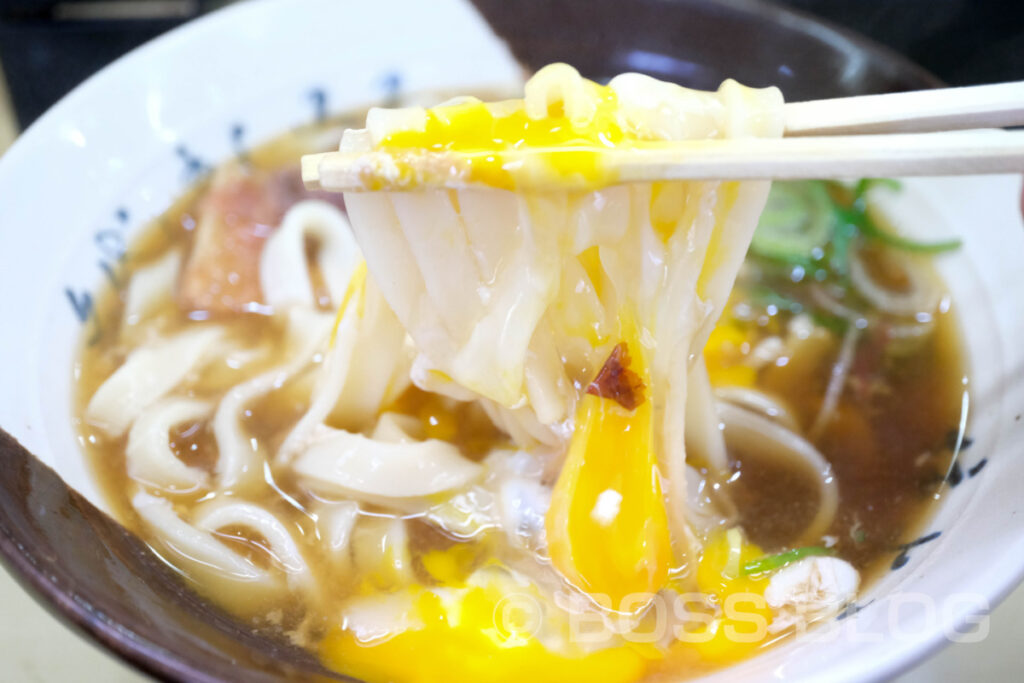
xmin=0 ymin=0 xmax=1022 ymax=129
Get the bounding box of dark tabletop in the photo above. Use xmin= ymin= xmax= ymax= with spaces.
xmin=0 ymin=0 xmax=1022 ymax=130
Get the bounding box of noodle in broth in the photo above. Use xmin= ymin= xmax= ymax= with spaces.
xmin=73 ymin=66 xmax=967 ymax=682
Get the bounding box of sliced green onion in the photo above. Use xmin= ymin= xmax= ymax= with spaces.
xmin=810 ymin=311 xmax=849 ymax=335
xmin=740 ymin=546 xmax=834 ymax=576
xmin=827 ymin=218 xmax=858 ymax=279
xmin=750 ymin=285 xmax=804 ymax=314
xmin=752 ymin=181 xmax=835 ymax=265
xmin=856 ymin=215 xmax=962 ymax=254
xmin=833 ymin=188 xmax=962 ymax=254
xmin=854 ymin=177 xmax=901 ymax=201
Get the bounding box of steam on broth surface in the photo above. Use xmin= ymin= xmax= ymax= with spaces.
xmin=74 ymin=66 xmax=966 ymax=682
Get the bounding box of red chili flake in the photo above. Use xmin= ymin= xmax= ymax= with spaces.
xmin=586 ymin=342 xmax=646 ymax=410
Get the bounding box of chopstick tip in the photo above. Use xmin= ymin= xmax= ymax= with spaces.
xmin=301 ymin=153 xmax=324 ymax=190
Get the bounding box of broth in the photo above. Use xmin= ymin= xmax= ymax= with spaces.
xmin=73 ymin=114 xmax=967 ymax=681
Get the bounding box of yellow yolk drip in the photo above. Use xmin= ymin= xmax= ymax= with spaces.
xmin=703 ymin=321 xmax=757 ymax=387
xmin=545 ymin=322 xmax=672 ymax=611
xmin=329 ymin=260 xmax=367 ymax=346
xmin=380 ymin=81 xmax=625 ymax=189
xmin=419 ymin=545 xmax=480 ymax=584
xmin=321 ymin=583 xmax=648 ymax=683
xmin=687 ymin=530 xmax=773 ymax=664
xmin=346 ymin=68 xmax=787 ymax=679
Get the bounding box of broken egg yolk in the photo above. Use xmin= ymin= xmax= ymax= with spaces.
xmin=379 ymin=77 xmax=624 ymax=189
xmin=689 ymin=529 xmax=773 ymax=664
xmin=703 ymin=321 xmax=757 ymax=388
xmin=320 ymin=575 xmax=649 ymax=683
xmin=545 ymin=328 xmax=673 ymax=612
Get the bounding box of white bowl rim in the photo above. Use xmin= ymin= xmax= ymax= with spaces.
xmin=0 ymin=1 xmax=1022 ymax=682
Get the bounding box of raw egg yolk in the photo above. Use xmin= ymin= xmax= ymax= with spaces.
xmin=703 ymin=321 xmax=756 ymax=388
xmin=380 ymin=81 xmax=624 ymax=189
xmin=687 ymin=529 xmax=773 ymax=664
xmin=545 ymin=322 xmax=672 ymax=612
xmin=321 ymin=582 xmax=648 ymax=683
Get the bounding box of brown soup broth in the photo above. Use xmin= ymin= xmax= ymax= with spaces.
xmin=72 ymin=122 xmax=968 ymax=667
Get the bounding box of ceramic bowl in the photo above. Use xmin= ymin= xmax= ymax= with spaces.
xmin=0 ymin=0 xmax=1021 ymax=681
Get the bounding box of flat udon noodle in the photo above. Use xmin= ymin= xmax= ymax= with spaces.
xmin=86 ymin=326 xmax=224 ymax=437
xmin=216 ymin=198 xmax=409 ymax=493
xmin=319 ymin=500 xmax=360 ymax=561
xmin=132 ymin=492 xmax=281 ymax=607
xmin=101 ymin=196 xmax=433 ymax=618
xmin=260 ymin=199 xmax=360 ymax=309
xmin=292 ymin=421 xmax=483 ymax=504
xmin=263 ymin=199 xmax=415 ymax=448
xmin=126 ymin=397 xmax=212 ymax=492
xmin=122 ymin=248 xmax=182 ymax=330
xmin=714 ymin=385 xmax=800 ymax=433
xmin=274 ymin=274 xmax=411 ymax=462
xmin=132 ymin=491 xmax=324 ymax=611
xmin=349 ymin=515 xmax=414 ymax=588
xmin=340 ymin=67 xmax=784 ymax=560
xmin=270 ymin=289 xmax=486 ymax=509
xmin=716 ymin=401 xmax=839 ymax=544
xmin=100 ymin=197 xmax=432 ymax=508
xmin=257 ymin=204 xmax=485 ymax=506
xmin=211 ymin=306 xmax=334 ymax=492
xmin=191 ymin=498 xmax=314 ymax=590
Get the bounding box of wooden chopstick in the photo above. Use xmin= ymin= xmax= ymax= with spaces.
xmin=784 ymin=81 xmax=1024 ymax=136
xmin=302 ymin=81 xmax=1024 ymax=192
xmin=610 ymin=130 xmax=1024 ymax=182
xmin=303 ymin=129 xmax=1024 ymax=192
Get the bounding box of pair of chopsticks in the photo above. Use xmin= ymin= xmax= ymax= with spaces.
xmin=302 ymin=81 xmax=1024 ymax=191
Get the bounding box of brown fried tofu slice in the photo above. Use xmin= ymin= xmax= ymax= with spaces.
xmin=177 ymin=164 xmax=344 ymax=315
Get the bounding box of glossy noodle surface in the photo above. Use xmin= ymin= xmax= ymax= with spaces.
xmin=74 ymin=68 xmax=966 ymax=682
